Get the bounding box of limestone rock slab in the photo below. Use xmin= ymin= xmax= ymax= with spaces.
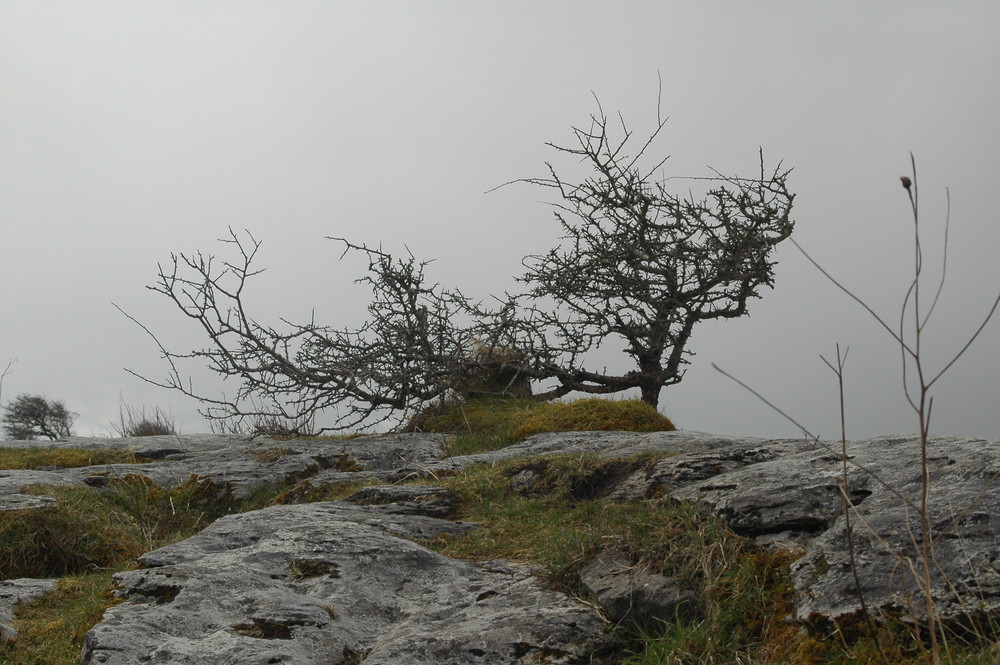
xmin=786 ymin=435 xmax=1000 ymax=625
xmin=0 ymin=469 xmax=86 ymax=512
xmin=441 ymin=430 xmax=1000 ymax=627
xmin=0 ymin=433 xmax=447 ymax=506
xmin=82 ymin=502 xmax=603 ymax=665
xmin=580 ymin=553 xmax=698 ymax=627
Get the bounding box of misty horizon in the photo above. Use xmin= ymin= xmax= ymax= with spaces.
xmin=2 ymin=2 xmax=998 ymax=441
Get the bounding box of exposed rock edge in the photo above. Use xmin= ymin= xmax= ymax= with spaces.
xmin=0 ymin=430 xmax=997 ymax=661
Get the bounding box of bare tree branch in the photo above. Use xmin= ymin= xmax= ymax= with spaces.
xmin=123 ymin=95 xmax=796 ymax=428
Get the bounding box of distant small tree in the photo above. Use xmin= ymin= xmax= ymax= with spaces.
xmin=1 ymin=394 xmax=77 ymax=440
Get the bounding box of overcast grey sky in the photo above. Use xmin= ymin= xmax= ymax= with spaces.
xmin=1 ymin=2 xmax=998 ymax=440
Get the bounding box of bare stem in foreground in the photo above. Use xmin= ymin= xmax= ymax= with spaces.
xmin=718 ymin=158 xmax=1000 ymax=664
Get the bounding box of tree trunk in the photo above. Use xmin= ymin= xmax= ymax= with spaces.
xmin=639 ymin=382 xmax=661 ymax=407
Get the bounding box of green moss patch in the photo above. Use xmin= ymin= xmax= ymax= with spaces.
xmin=407 ymin=397 xmax=675 ymax=457
xmin=512 ymin=398 xmax=675 ymax=439
xmin=0 ymin=447 xmax=156 ymax=470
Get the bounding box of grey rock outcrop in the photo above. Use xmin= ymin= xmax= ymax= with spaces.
xmin=1 ymin=433 xmax=606 ymax=663
xmin=82 ymin=501 xmax=604 ymax=665
xmin=610 ymin=434 xmax=1000 ymax=626
xmin=0 ymin=468 xmax=85 ymax=511
xmin=434 ymin=430 xmax=1000 ymax=627
xmin=579 ymin=553 xmax=698 ymax=627
xmin=2 ymin=429 xmax=999 ymax=660
xmin=344 ymin=484 xmax=457 ymax=518
xmin=0 ymin=432 xmax=447 ymax=511
xmin=784 ymin=435 xmax=1000 ymax=625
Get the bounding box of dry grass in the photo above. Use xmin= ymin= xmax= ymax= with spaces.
xmin=111 ymin=400 xmax=176 ymax=437
xmin=0 ymin=446 xmax=154 ymax=470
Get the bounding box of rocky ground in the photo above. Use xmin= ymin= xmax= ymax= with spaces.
xmin=1 ymin=430 xmax=998 ymax=663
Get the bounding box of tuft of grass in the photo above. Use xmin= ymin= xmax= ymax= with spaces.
xmin=0 ymin=474 xmax=290 ymax=581
xmin=443 ymin=431 xmax=521 ymax=457
xmin=111 ymin=400 xmax=177 ymax=437
xmin=405 ymin=398 xmax=536 ymax=436
xmin=408 ymin=397 xmax=675 ymax=456
xmin=0 ymin=488 xmax=147 ymax=579
xmin=0 ymin=572 xmax=119 ymax=665
xmin=0 ymin=446 xmax=155 ymax=470
xmin=512 ymin=398 xmax=675 ymax=439
xmin=249 ymin=446 xmax=293 ymax=463
xmin=269 ymin=477 xmax=381 ymax=505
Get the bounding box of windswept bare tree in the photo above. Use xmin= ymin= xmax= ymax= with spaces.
xmin=124 ymin=95 xmax=795 ymax=430
xmin=119 ymin=232 xmax=548 ymax=432
xmin=508 ymin=98 xmax=795 ymax=406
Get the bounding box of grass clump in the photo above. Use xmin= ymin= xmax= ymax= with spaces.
xmin=405 ymin=398 xmax=535 ymax=435
xmin=249 ymin=446 xmax=293 ymax=463
xmin=512 ymin=398 xmax=675 ymax=439
xmin=0 ymin=488 xmax=147 ymax=579
xmin=0 ymin=572 xmax=119 ymax=665
xmin=0 ymin=474 xmax=283 ymax=581
xmin=111 ymin=401 xmax=176 ymax=437
xmin=407 ymin=397 xmax=675 ymax=456
xmin=0 ymin=447 xmax=155 ymax=471
xmin=0 ymin=471 xmax=363 ymax=576
xmin=268 ymin=476 xmax=384 ymax=506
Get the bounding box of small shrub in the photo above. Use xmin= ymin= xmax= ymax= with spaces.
xmin=111 ymin=401 xmax=176 ymax=437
